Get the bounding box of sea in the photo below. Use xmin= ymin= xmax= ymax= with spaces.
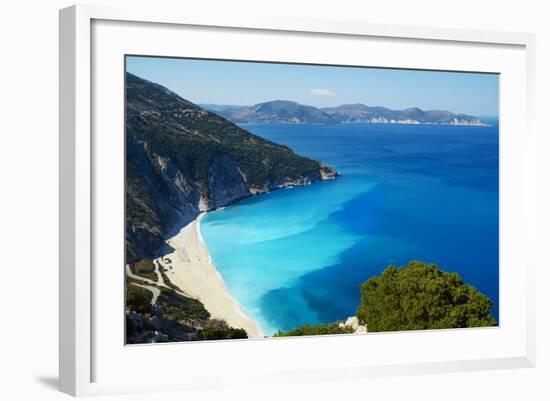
xmin=200 ymin=122 xmax=499 ymax=335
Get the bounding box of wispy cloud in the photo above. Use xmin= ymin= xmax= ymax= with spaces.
xmin=310 ymin=88 xmax=336 ymax=97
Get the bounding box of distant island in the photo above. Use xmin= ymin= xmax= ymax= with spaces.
xmin=201 ymin=100 xmax=490 ymax=126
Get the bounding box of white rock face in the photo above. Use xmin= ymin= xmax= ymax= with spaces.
xmin=342 ymin=316 xmax=367 ymax=334
xmin=345 ymin=316 xmax=359 ymax=330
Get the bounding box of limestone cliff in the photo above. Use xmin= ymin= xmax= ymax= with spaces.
xmin=125 ymin=73 xmax=338 ymax=262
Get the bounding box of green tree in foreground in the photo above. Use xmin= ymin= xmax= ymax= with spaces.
xmin=357 ymin=261 xmax=497 ymax=332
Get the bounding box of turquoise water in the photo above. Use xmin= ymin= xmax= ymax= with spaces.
xmin=201 ymin=123 xmax=499 ymax=335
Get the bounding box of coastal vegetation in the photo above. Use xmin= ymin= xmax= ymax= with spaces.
xmin=273 ymin=261 xmax=496 ymax=337
xmin=356 ymin=261 xmax=497 ymax=332
xmin=126 ymin=283 xmax=153 ymax=315
xmin=156 ymin=288 xmax=210 ymax=323
xmin=126 ymin=269 xmax=248 ymax=344
xmin=273 ymin=322 xmax=354 ymax=337
xmin=199 ymin=320 xmax=247 ymax=340
xmin=128 ymin=255 xmax=497 ymax=341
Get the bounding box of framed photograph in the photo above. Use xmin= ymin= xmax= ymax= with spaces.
xmin=59 ymin=4 xmax=536 ymax=396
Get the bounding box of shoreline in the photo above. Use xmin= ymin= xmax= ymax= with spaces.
xmin=161 ymin=213 xmax=264 ymax=339
xmin=238 ymin=120 xmax=492 ymax=127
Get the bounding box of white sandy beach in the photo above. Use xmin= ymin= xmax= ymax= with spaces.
xmin=161 ymin=213 xmax=264 ymax=338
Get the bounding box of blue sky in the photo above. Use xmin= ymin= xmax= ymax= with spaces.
xmin=126 ymin=56 xmax=499 ymax=116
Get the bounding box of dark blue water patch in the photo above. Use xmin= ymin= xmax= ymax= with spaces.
xmin=343 ymin=182 xmax=499 ymax=320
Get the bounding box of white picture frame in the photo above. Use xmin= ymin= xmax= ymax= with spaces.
xmin=59 ymin=4 xmax=536 ymax=397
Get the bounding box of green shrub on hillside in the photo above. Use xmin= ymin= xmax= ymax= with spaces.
xmin=156 ymin=288 xmax=211 ymax=323
xmin=126 ymin=283 xmax=152 ymax=315
xmin=195 ymin=319 xmax=248 ymax=340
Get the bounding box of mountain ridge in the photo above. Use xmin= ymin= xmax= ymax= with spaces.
xmin=202 ymin=101 xmax=490 ymax=126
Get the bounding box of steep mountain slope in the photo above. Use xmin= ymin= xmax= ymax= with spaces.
xmin=125 ymin=73 xmax=338 ymax=262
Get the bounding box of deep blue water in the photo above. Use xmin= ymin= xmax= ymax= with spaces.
xmin=201 ymin=123 xmax=499 ymax=335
